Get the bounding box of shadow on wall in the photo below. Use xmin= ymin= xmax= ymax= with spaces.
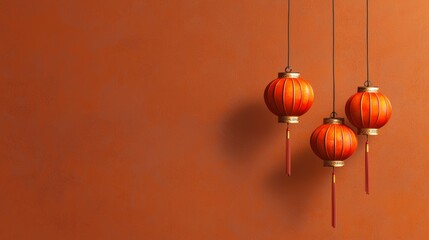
xmin=220 ymin=100 xmax=330 ymax=225
xmin=264 ymin=147 xmax=327 ymax=225
xmin=220 ymin=101 xmax=276 ymax=162
xmin=263 ymin=120 xmax=366 ymax=226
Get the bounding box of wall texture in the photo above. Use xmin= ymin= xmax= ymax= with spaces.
xmin=0 ymin=0 xmax=427 ymax=239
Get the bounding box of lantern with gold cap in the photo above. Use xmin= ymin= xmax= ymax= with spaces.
xmin=309 ymin=0 xmax=358 ymax=228
xmin=345 ymin=86 xmax=392 ymax=194
xmin=310 ymin=117 xmax=358 ymax=227
xmin=263 ymin=0 xmax=314 ymax=176
xmin=344 ymin=0 xmax=392 ymax=194
xmin=264 ymin=72 xmax=314 ymax=176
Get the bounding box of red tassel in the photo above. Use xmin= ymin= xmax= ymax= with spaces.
xmin=286 ymin=124 xmax=291 ymax=176
xmin=332 ymin=168 xmax=336 ymax=228
xmin=365 ymin=138 xmax=369 ymax=194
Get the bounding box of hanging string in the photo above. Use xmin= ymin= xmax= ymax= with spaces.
xmin=364 ymin=0 xmax=372 ymax=87
xmin=330 ymin=0 xmax=337 ymax=118
xmin=285 ymin=0 xmax=292 ymax=73
xmin=331 ymin=1 xmax=337 ymax=227
xmin=364 ymin=0 xmax=371 ymax=194
xmin=285 ymin=1 xmax=292 ymax=176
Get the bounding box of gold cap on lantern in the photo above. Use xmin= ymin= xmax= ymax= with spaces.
xmin=323 ymin=117 xmax=344 ymax=124
xmin=278 ymin=72 xmax=301 ymax=78
xmin=358 ymin=86 xmax=379 ymax=93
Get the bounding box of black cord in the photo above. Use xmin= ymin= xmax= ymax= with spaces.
xmin=331 ymin=0 xmax=337 ymax=118
xmin=286 ymin=0 xmax=292 ymax=72
xmin=364 ymin=0 xmax=371 ymax=87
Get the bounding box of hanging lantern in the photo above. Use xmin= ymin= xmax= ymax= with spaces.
xmin=344 ymin=0 xmax=393 ymax=194
xmin=345 ymin=86 xmax=392 ymax=194
xmin=310 ymin=118 xmax=358 ymax=165
xmin=263 ymin=0 xmax=314 ymax=176
xmin=345 ymin=86 xmax=392 ymax=135
xmin=309 ymin=0 xmax=359 ymax=228
xmin=310 ymin=117 xmax=358 ymax=228
xmin=264 ymin=72 xmax=314 ymax=176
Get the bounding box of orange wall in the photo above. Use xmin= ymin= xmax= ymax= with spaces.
xmin=0 ymin=0 xmax=427 ymax=239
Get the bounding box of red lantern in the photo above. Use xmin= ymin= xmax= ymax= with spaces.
xmin=310 ymin=117 xmax=358 ymax=228
xmin=345 ymin=86 xmax=392 ymax=194
xmin=264 ymin=72 xmax=314 ymax=176
xmin=345 ymin=86 xmax=392 ymax=135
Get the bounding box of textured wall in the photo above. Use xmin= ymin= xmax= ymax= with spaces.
xmin=0 ymin=0 xmax=427 ymax=239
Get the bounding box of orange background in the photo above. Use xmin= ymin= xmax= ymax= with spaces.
xmin=0 ymin=0 xmax=427 ymax=239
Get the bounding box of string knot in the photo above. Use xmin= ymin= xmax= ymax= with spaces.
xmin=364 ymin=80 xmax=372 ymax=87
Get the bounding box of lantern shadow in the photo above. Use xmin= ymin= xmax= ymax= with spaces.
xmin=264 ymin=148 xmax=327 ymax=225
xmin=220 ymin=101 xmax=276 ymax=162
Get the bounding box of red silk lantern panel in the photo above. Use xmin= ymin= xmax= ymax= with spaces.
xmin=310 ymin=118 xmax=358 ymax=164
xmin=345 ymin=86 xmax=392 ymax=135
xmin=264 ymin=72 xmax=314 ymax=176
xmin=310 ymin=117 xmax=358 ymax=228
xmin=345 ymin=86 xmax=392 ymax=194
xmin=264 ymin=72 xmax=314 ymax=122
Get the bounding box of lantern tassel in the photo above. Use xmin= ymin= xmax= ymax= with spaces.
xmin=332 ymin=168 xmax=336 ymax=228
xmin=286 ymin=124 xmax=291 ymax=176
xmin=365 ymin=137 xmax=369 ymax=194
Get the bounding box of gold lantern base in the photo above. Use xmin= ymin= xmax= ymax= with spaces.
xmin=358 ymin=128 xmax=379 ymax=135
xmin=278 ymin=116 xmax=299 ymax=124
xmin=324 ymin=160 xmax=345 ymax=168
